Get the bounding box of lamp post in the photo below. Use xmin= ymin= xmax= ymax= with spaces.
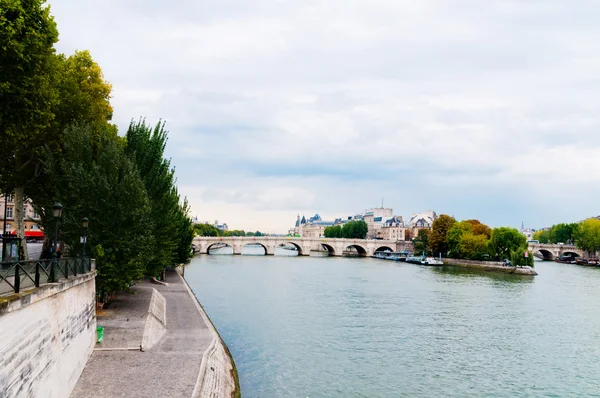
xmin=51 ymin=202 xmax=63 ymax=281
xmin=81 ymin=217 xmax=89 ymax=271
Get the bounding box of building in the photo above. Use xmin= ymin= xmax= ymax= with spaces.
xmin=363 ymin=207 xmax=394 ymax=238
xmin=289 ymin=213 xmax=335 ymax=238
xmin=290 ymin=208 xmax=409 ymax=241
xmin=376 ymin=216 xmax=407 ymax=241
xmin=213 ymin=220 xmax=228 ymax=232
xmin=0 ymin=194 xmax=42 ymax=236
xmin=408 ymin=210 xmax=437 ymax=239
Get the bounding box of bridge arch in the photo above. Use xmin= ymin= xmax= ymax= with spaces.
xmin=276 ymin=242 xmax=302 ymax=256
xmin=374 ymin=245 xmax=394 ymax=253
xmin=534 ymin=249 xmax=554 ymax=261
xmin=207 ymin=242 xmax=234 ymax=254
xmin=241 ymin=242 xmax=267 ymax=255
xmin=320 ymin=244 xmax=337 ymax=256
xmin=562 ymin=251 xmax=581 ymax=258
xmin=344 ymin=244 xmax=367 ymax=257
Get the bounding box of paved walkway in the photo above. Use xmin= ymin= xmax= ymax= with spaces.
xmin=71 ymin=269 xmax=215 ymax=398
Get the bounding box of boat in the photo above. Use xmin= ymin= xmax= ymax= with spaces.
xmin=374 ymin=251 xmax=408 ymax=262
xmin=406 ymin=255 xmax=425 ymax=264
xmin=421 ymin=257 xmax=444 ymax=266
xmin=406 ymin=255 xmax=444 ymax=266
xmin=555 ymin=254 xmax=577 ymax=264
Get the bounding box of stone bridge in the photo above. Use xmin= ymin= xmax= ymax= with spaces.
xmin=193 ymin=236 xmax=414 ymax=257
xmin=528 ymin=243 xmax=585 ymax=260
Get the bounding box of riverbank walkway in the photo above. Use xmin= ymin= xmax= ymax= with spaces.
xmin=70 ymin=269 xmax=236 ymax=398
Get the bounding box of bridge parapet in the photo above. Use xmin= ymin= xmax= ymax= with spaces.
xmin=528 ymin=243 xmax=585 ymax=260
xmin=192 ymin=236 xmax=412 ymax=257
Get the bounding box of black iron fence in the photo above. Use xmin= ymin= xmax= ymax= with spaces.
xmin=0 ymin=257 xmax=93 ymax=295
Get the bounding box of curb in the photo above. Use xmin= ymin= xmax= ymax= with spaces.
xmin=175 ymin=271 xmax=237 ymax=398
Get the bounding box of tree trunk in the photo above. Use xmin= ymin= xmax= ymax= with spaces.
xmin=14 ymin=186 xmax=29 ymax=261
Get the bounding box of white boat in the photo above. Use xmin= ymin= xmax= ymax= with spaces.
xmin=421 ymin=257 xmax=444 ymax=266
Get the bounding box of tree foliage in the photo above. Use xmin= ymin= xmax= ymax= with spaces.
xmin=36 ymin=125 xmax=153 ymax=293
xmin=534 ymin=223 xmax=579 ymax=245
xmin=125 ymin=120 xmax=194 ymax=275
xmin=429 ymin=214 xmax=456 ymax=257
xmin=489 ymin=227 xmax=527 ymax=260
xmin=324 ymin=225 xmax=342 ymax=238
xmin=413 ymin=228 xmax=430 ymax=255
xmin=194 ymin=223 xmax=220 ymax=237
xmin=574 ymin=218 xmax=600 ymax=255
xmin=447 ymin=219 xmax=492 ymax=259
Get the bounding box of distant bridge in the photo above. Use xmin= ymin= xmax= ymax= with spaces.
xmin=528 ymin=243 xmax=585 ymax=260
xmin=193 ymin=236 xmax=414 ymax=257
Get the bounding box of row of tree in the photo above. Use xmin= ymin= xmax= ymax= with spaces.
xmin=0 ymin=1 xmax=194 ymax=296
xmin=323 ymin=220 xmax=369 ymax=239
xmin=413 ymin=215 xmax=533 ymax=266
xmin=534 ymin=219 xmax=600 ymax=255
xmin=193 ymin=223 xmax=266 ymax=237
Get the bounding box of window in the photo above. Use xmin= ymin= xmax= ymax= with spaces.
xmin=33 ymin=212 xmax=40 ymax=219
xmin=6 ymin=207 xmax=13 ymax=218
xmin=5 ymin=194 xmax=13 ymax=202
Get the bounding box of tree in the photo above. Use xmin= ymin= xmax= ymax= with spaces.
xmin=324 ymin=225 xmax=342 ymax=238
xmin=459 ymin=233 xmax=489 ymax=260
xmin=533 ymin=230 xmax=550 ymax=244
xmin=429 ymin=214 xmax=456 ymax=257
xmin=36 ymin=124 xmax=153 ymax=294
xmin=489 ymin=227 xmax=527 ymax=260
xmin=465 ymin=219 xmax=492 ymax=238
xmin=413 ymin=228 xmax=430 ymax=255
xmin=341 ymin=220 xmax=368 ymax=239
xmin=574 ymin=218 xmax=600 ymax=256
xmin=447 ymin=221 xmax=473 ymax=258
xmin=194 ymin=223 xmax=220 ymax=237
xmin=125 ymin=120 xmax=191 ymax=277
xmin=0 ymin=0 xmax=60 ymax=260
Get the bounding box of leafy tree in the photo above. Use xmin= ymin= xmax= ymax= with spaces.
xmin=125 ymin=120 xmax=191 ymax=277
xmin=341 ymin=220 xmax=368 ymax=239
xmin=510 ymin=247 xmax=534 ymax=267
xmin=574 ymin=218 xmax=600 ymax=255
xmin=324 ymin=225 xmax=342 ymax=238
xmin=459 ymin=233 xmax=489 ymax=260
xmin=429 ymin=214 xmax=456 ymax=257
xmin=36 ymin=124 xmax=153 ymax=295
xmin=413 ymin=228 xmax=430 ymax=255
xmin=489 ymin=227 xmax=527 ymax=260
xmin=194 ymin=223 xmax=220 ymax=237
xmin=465 ymin=219 xmax=492 ymax=238
xmin=0 ymin=0 xmax=60 ymax=259
xmin=533 ymin=230 xmax=550 ymax=244
xmin=447 ymin=221 xmax=473 ymax=258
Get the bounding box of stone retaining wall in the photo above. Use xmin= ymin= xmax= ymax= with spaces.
xmin=0 ymin=272 xmax=96 ymax=398
xmin=443 ymin=258 xmax=538 ymax=275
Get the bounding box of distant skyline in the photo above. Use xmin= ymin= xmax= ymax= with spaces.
xmin=49 ymin=0 xmax=600 ymax=233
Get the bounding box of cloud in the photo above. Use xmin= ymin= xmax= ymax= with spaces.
xmin=48 ymin=0 xmax=600 ymax=232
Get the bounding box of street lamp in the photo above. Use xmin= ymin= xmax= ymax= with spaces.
xmin=50 ymin=202 xmax=62 ymax=282
xmin=81 ymin=217 xmax=89 ymax=269
xmin=52 ymin=202 xmax=63 ymax=258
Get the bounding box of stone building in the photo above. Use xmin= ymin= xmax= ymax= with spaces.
xmin=408 ymin=210 xmax=437 ymax=239
xmin=363 ymin=207 xmax=394 ymax=238
xmin=376 ymin=216 xmax=406 ymax=241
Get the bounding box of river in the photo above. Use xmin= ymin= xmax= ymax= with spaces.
xmin=185 ymin=247 xmax=600 ymax=397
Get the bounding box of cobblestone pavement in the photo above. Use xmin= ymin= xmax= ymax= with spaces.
xmin=71 ymin=269 xmax=214 ymax=398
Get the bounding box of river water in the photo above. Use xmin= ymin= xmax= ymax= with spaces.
xmin=185 ymin=247 xmax=600 ymax=397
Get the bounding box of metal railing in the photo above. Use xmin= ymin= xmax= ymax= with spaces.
xmin=0 ymin=257 xmax=93 ymax=296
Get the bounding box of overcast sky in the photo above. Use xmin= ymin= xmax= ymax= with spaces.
xmin=48 ymin=0 xmax=600 ymax=233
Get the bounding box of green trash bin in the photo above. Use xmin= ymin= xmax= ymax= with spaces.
xmin=97 ymin=326 xmax=104 ymax=343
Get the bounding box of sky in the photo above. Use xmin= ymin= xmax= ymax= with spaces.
xmin=48 ymin=0 xmax=600 ymax=234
